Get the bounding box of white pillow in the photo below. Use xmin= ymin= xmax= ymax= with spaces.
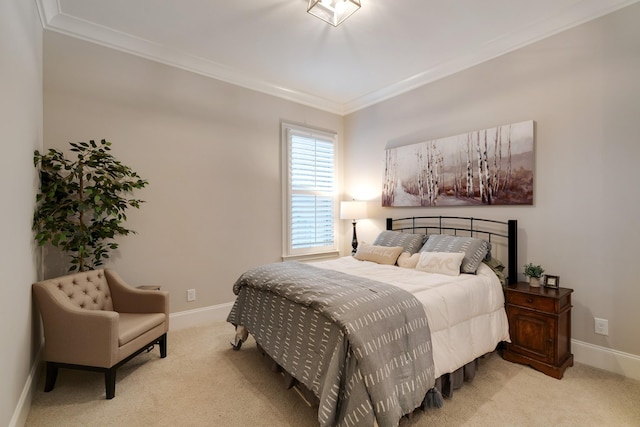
xmin=397 ymin=252 xmax=420 ymax=268
xmin=415 ymin=251 xmax=465 ymax=276
xmin=420 ymin=235 xmax=489 ymax=274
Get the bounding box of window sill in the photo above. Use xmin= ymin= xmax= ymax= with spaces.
xmin=281 ymin=251 xmax=340 ymax=263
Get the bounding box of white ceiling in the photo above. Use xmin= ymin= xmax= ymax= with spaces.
xmin=37 ymin=0 xmax=637 ymax=115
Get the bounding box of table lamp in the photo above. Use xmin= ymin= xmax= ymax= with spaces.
xmin=340 ymin=200 xmax=367 ymax=255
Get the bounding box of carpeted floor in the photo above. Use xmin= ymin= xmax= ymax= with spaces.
xmin=26 ymin=322 xmax=640 ymax=427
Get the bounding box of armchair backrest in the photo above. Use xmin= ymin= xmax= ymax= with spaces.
xmin=37 ymin=269 xmax=114 ymax=311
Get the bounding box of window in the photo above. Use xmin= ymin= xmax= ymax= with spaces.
xmin=282 ymin=122 xmax=338 ymax=260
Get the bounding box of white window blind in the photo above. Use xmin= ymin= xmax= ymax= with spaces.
xmin=282 ymin=123 xmax=337 ymax=258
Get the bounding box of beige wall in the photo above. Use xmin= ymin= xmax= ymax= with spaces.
xmin=0 ymin=0 xmax=43 ymax=425
xmin=40 ymin=0 xmax=639 ymax=388
xmin=344 ymin=4 xmax=640 ymax=357
xmin=43 ymin=32 xmax=344 ymax=314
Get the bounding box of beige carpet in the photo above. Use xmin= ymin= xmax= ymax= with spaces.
xmin=26 ymin=322 xmax=640 ymax=427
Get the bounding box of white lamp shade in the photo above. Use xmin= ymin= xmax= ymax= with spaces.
xmin=340 ymin=201 xmax=367 ymax=220
xmin=307 ymin=0 xmax=361 ymax=27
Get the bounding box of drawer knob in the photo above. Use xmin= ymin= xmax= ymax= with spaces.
xmin=527 ymin=298 xmax=534 ymax=303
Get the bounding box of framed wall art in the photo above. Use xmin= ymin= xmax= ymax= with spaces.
xmin=382 ymin=120 xmax=534 ymax=207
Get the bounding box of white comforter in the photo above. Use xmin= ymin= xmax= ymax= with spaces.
xmin=312 ymin=256 xmax=510 ymax=378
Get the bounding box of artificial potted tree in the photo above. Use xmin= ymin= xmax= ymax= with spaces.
xmin=33 ymin=139 xmax=148 ymax=272
xmin=523 ymin=263 xmax=545 ymax=288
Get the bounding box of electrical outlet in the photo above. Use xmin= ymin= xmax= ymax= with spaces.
xmin=594 ymin=317 xmax=608 ymax=336
xmin=187 ymin=289 xmax=196 ymax=302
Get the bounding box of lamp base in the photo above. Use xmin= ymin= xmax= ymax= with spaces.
xmin=351 ymin=221 xmax=358 ymax=255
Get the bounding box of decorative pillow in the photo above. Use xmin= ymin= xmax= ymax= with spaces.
xmin=397 ymin=252 xmax=420 ymax=269
xmin=483 ymin=257 xmax=507 ymax=285
xmin=420 ymin=234 xmax=489 ymax=274
xmin=415 ymin=251 xmax=465 ymax=276
xmin=373 ymin=231 xmax=426 ymax=255
xmin=483 ymin=257 xmax=505 ymax=272
xmin=354 ymin=243 xmax=403 ymax=265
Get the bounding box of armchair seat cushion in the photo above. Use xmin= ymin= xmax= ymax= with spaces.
xmin=118 ymin=313 xmax=166 ymax=346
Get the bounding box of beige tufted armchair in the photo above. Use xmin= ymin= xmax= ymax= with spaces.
xmin=32 ymin=269 xmax=169 ymax=399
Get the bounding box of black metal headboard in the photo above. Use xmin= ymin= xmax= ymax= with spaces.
xmin=386 ymin=216 xmax=518 ymax=285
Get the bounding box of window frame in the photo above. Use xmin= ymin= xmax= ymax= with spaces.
xmin=281 ymin=122 xmax=339 ymax=261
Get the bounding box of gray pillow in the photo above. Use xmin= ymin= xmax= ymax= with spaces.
xmin=419 ymin=234 xmax=489 ymax=274
xmin=373 ymin=231 xmax=426 ymax=255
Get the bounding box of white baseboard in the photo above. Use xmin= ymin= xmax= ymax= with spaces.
xmin=169 ymin=302 xmax=234 ymax=330
xmin=9 ymin=347 xmax=43 ymax=427
xmin=572 ymin=339 xmax=640 ymax=381
xmin=168 ymin=304 xmax=640 ymax=381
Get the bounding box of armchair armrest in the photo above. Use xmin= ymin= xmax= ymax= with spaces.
xmin=105 ymin=269 xmax=169 ymax=315
xmin=33 ymin=283 xmax=119 ymax=367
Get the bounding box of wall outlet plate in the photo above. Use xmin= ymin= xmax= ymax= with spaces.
xmin=594 ymin=317 xmax=608 ymax=336
xmin=187 ymin=289 xmax=196 ymax=302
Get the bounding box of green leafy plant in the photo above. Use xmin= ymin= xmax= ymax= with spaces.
xmin=33 ymin=139 xmax=148 ymax=272
xmin=523 ymin=263 xmax=545 ymax=278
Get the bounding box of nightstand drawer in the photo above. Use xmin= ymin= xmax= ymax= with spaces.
xmin=506 ymin=291 xmax=554 ymax=312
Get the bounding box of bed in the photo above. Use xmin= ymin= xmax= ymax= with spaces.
xmin=227 ymin=216 xmax=517 ymax=427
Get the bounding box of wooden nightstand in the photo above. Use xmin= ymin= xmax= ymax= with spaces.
xmin=503 ymin=282 xmax=573 ymax=379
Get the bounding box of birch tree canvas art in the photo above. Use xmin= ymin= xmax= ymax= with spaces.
xmin=382 ymin=120 xmax=534 ymax=207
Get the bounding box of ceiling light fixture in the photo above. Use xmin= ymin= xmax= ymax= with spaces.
xmin=307 ymin=0 xmax=361 ymax=27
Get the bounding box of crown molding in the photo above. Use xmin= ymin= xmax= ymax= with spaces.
xmin=37 ymin=0 xmax=639 ymax=116
xmin=343 ymin=0 xmax=640 ymax=114
xmin=35 ymin=0 xmax=345 ymax=114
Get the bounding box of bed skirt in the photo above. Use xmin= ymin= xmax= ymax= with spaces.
xmin=228 ymin=282 xmax=482 ymax=423
xmin=252 ymin=339 xmax=483 ymax=413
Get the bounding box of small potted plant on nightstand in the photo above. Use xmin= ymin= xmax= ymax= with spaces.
xmin=523 ymin=263 xmax=545 ymax=287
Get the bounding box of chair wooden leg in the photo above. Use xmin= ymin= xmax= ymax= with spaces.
xmin=159 ymin=333 xmax=167 ymax=358
xmin=44 ymin=362 xmax=58 ymax=392
xmin=105 ymin=367 xmax=117 ymax=399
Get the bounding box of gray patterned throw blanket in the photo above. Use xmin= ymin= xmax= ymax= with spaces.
xmin=227 ymin=261 xmax=437 ymax=427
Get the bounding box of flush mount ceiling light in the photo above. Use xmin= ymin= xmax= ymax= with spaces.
xmin=307 ymin=0 xmax=362 ymax=27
